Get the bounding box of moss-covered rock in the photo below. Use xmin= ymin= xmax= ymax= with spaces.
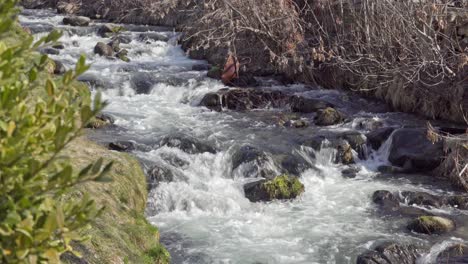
xmin=437 ymin=243 xmax=468 ymax=263
xmin=61 ymin=137 xmax=170 ymax=264
xmin=407 ymin=216 xmax=455 ymax=235
xmin=244 ymin=174 xmax=305 ymax=202
xmin=315 ymin=107 xmax=344 ymax=126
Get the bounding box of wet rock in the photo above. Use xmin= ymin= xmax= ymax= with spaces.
xmin=63 ymin=16 xmax=90 ymax=27
xmin=367 ymin=127 xmax=396 ymax=150
xmin=108 ymin=39 xmax=120 ymax=52
xmin=447 ymin=195 xmax=468 ymax=210
xmin=388 ymin=128 xmax=444 ymax=172
xmin=357 ymin=242 xmax=422 ymax=264
xmin=112 ymin=35 xmax=132 ymax=44
xmin=400 ymin=191 xmax=442 ymax=208
xmin=94 ymin=42 xmax=114 ymax=57
xmin=377 ymin=165 xmax=406 ymax=174
xmin=341 ymin=131 xmax=368 ymax=159
xmin=85 ymin=113 xmax=114 ymax=129
xmin=243 ymin=175 xmax=305 ymax=202
xmin=57 ymin=1 xmax=79 ymax=14
xmin=116 ymin=49 xmax=130 ymax=62
xmin=278 ymin=155 xmax=310 ymax=176
xmin=302 ymin=135 xmax=328 ymax=151
xmin=284 ymin=119 xmax=308 ymax=128
xmin=199 ymin=93 xmax=221 ymax=111
xmin=147 ymin=165 xmax=174 ymax=189
xmin=40 ymin=47 xmax=60 ymax=55
xmin=53 ymin=60 xmax=66 ymax=75
xmin=192 ymin=64 xmax=211 ymax=71
xmin=335 ymin=140 xmax=354 ymax=165
xmin=158 ymin=136 xmax=216 ymax=154
xmin=207 ymin=66 xmax=222 ymax=79
xmin=408 ymin=216 xmax=455 ymax=234
xmin=223 ymin=89 xmax=289 ymax=111
xmin=437 ymin=244 xmax=468 ymax=263
xmin=160 ymin=153 xmax=189 ymax=168
xmin=290 ymin=96 xmax=332 ymax=113
xmin=315 ymin=107 xmax=344 ymax=126
xmin=138 ymin=32 xmax=169 ymax=42
xmin=341 ymin=166 xmax=360 ymax=178
xmin=131 ymin=72 xmax=157 ymax=94
xmin=108 ymin=141 xmax=135 ymax=152
xmin=232 ymin=145 xmax=274 ymax=178
xmin=97 ymin=24 xmax=114 ymax=38
xmin=226 ymin=74 xmax=259 ymax=88
xmin=373 ymin=190 xmax=400 ymax=212
xmin=52 ymin=43 xmax=65 ymax=50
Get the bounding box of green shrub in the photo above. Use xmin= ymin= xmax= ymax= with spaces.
xmin=0 ymin=1 xmax=110 ymax=263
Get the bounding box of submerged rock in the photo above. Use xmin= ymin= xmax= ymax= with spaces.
xmin=108 ymin=141 xmax=136 ymax=152
xmin=400 ymin=191 xmax=442 ymax=208
xmin=94 ymin=42 xmax=114 ymax=57
xmin=437 ymin=243 xmax=468 ymax=263
xmin=97 ymin=24 xmax=115 ymax=37
xmin=192 ymin=64 xmax=211 ymax=71
xmin=367 ymin=127 xmax=396 ymax=150
xmin=388 ymin=128 xmax=444 ymax=172
xmin=138 ymin=32 xmax=169 ymax=42
xmin=147 ymin=165 xmax=174 ymax=189
xmin=232 ymin=145 xmax=275 ymax=178
xmin=408 ymin=216 xmax=455 ymax=234
xmin=357 ymin=242 xmax=422 ymax=264
xmin=158 ymin=136 xmax=216 ymax=154
xmin=243 ymin=175 xmax=305 ymax=202
xmin=199 ymin=92 xmax=222 ymax=111
xmin=372 ymin=190 xmax=400 ymax=212
xmin=63 ymin=16 xmax=90 ymax=27
xmin=315 ymin=107 xmax=344 ymax=126
xmin=207 ymin=66 xmax=222 ymax=79
xmin=290 ymin=96 xmax=332 ymax=113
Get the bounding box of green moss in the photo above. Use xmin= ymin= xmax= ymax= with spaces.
xmin=409 ymin=216 xmax=455 ymax=234
xmin=62 ymin=137 xmax=170 ymax=263
xmin=262 ymin=175 xmax=305 ymax=200
xmin=85 ymin=116 xmax=110 ymax=129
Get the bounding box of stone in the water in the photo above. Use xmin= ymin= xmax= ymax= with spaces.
xmin=290 ymin=96 xmax=332 ymax=113
xmin=53 ymin=60 xmax=66 ymax=75
xmin=147 ymin=165 xmax=174 ymax=189
xmin=408 ymin=216 xmax=455 ymax=234
xmin=138 ymin=32 xmax=169 ymax=42
xmin=341 ymin=131 xmax=368 ymax=159
xmin=278 ymin=155 xmax=310 ymax=176
xmin=57 ymin=1 xmax=79 ymax=14
xmin=116 ymin=49 xmax=130 ymax=62
xmin=94 ymin=42 xmax=114 ymax=57
xmin=302 ymin=135 xmax=328 ymax=151
xmin=447 ymin=195 xmax=468 ymax=210
xmin=226 ymin=74 xmax=259 ymax=88
xmin=97 ymin=24 xmax=115 ymax=37
xmin=335 ymin=140 xmax=354 ymax=165
xmin=315 ymin=107 xmax=344 ymax=126
xmin=207 ymin=66 xmax=222 ymax=79
xmin=192 ymin=64 xmax=211 ymax=71
xmin=341 ymin=166 xmax=360 ymax=178
xmin=40 ymin=47 xmax=60 ymax=55
xmin=108 ymin=39 xmax=121 ymax=52
xmin=372 ymin=190 xmax=400 ymax=212
xmin=63 ymin=16 xmax=91 ymax=27
xmin=377 ymin=165 xmax=406 ymax=174
xmin=357 ymin=242 xmax=422 ymax=264
xmin=232 ymin=145 xmax=274 ymax=178
xmin=243 ymin=175 xmax=305 ymax=202
xmin=400 ymin=191 xmax=442 ymax=208
xmin=158 ymin=136 xmax=216 ymax=154
xmin=108 ymin=141 xmax=135 ymax=152
xmin=86 ymin=113 xmax=114 ymax=129
xmin=367 ymin=127 xmax=396 ymax=150
xmin=437 ymin=243 xmax=468 ymax=263
xmin=388 ymin=128 xmax=444 ymax=172
xmin=112 ymin=35 xmax=132 ymax=44
xmin=199 ymin=93 xmax=221 ymax=111
xmin=52 ymin=43 xmax=65 ymax=50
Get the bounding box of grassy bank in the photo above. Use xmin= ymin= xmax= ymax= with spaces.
xmin=61 ymin=137 xmax=170 ymax=264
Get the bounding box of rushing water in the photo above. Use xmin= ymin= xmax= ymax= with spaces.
xmin=20 ymin=9 xmax=468 ymax=264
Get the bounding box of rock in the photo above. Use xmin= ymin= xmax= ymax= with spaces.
xmin=437 ymin=244 xmax=468 ymax=263
xmin=63 ymin=16 xmax=90 ymax=27
xmin=335 ymin=140 xmax=354 ymax=164
xmin=290 ymin=96 xmax=332 ymax=113
xmin=400 ymin=191 xmax=442 ymax=208
xmin=232 ymin=145 xmax=274 ymax=178
xmin=207 ymin=66 xmax=222 ymax=79
xmin=219 ymin=89 xmax=289 ymax=111
xmin=341 ymin=166 xmax=360 ymax=178
xmin=367 ymin=127 xmax=396 ymax=150
xmin=388 ymin=128 xmax=444 ymax=172
xmin=108 ymin=141 xmax=135 ymax=152
xmin=85 ymin=113 xmax=114 ymax=129
xmin=341 ymin=131 xmax=368 ymax=159
xmin=97 ymin=24 xmax=114 ymax=37
xmin=226 ymin=74 xmax=259 ymax=88
xmin=199 ymin=93 xmax=222 ymax=111
xmin=315 ymin=107 xmax=344 ymax=126
xmin=357 ymin=242 xmax=422 ymax=264
xmin=94 ymin=42 xmax=114 ymax=57
xmin=408 ymin=216 xmax=455 ymax=234
xmin=302 ymin=135 xmax=328 ymax=151
xmin=372 ymin=190 xmax=400 ymax=212
xmin=53 ymin=60 xmax=66 ymax=75
xmin=192 ymin=64 xmax=211 ymax=71
xmin=108 ymin=39 xmax=120 ymax=52
xmin=116 ymin=49 xmax=130 ymax=62
xmin=138 ymin=33 xmax=169 ymax=42
xmin=447 ymin=195 xmax=468 ymax=210
xmin=130 ymin=72 xmax=157 ymax=94
xmin=278 ymin=155 xmax=310 ymax=176
xmin=57 ymin=1 xmax=79 ymax=14
xmin=147 ymin=165 xmax=174 ymax=189
xmin=284 ymin=119 xmax=308 ymax=128
xmin=377 ymin=165 xmax=406 ymax=174
xmin=52 ymin=43 xmax=65 ymax=50
xmin=40 ymin=47 xmax=60 ymax=55
xmin=158 ymin=136 xmax=216 ymax=154
xmin=112 ymin=35 xmax=132 ymax=44
xmin=243 ymin=175 xmax=305 ymax=202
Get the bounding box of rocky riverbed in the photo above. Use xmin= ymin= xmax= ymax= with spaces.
xmin=20 ymin=8 xmax=468 ymax=264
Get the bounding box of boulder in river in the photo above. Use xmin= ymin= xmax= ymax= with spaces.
xmin=290 ymin=96 xmax=332 ymax=113
xmin=52 ymin=43 xmax=65 ymax=50
xmin=232 ymin=145 xmax=275 ymax=178
xmin=366 ymin=127 xmax=396 ymax=150
xmin=357 ymin=242 xmax=422 ymax=264
xmin=40 ymin=47 xmax=60 ymax=55
xmin=63 ymin=16 xmax=91 ymax=27
xmin=207 ymin=66 xmax=222 ymax=79
xmin=341 ymin=131 xmax=368 ymax=160
xmin=388 ymin=128 xmax=444 ymax=172
xmin=138 ymin=32 xmax=169 ymax=42
xmin=437 ymin=243 xmax=468 ymax=263
xmin=408 ymin=216 xmax=455 ymax=234
xmin=372 ymin=190 xmax=400 ymax=212
xmin=147 ymin=165 xmax=174 ymax=189
xmin=116 ymin=49 xmax=130 ymax=62
xmin=108 ymin=141 xmax=136 ymax=152
xmin=243 ymin=175 xmax=305 ymax=202
xmin=94 ymin=42 xmax=114 ymax=57
xmin=200 ymin=92 xmax=222 ymax=111
xmin=158 ymin=136 xmax=216 ymax=154
xmin=53 ymin=60 xmax=66 ymax=75
xmin=335 ymin=140 xmax=354 ymax=165
xmin=86 ymin=113 xmax=114 ymax=129
xmin=226 ymin=73 xmax=259 ymax=88
xmin=97 ymin=24 xmax=115 ymax=38
xmin=315 ymin=107 xmax=344 ymax=126
xmin=192 ymin=64 xmax=211 ymax=71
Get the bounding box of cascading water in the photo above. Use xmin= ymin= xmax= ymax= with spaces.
xmin=19 ymin=9 xmax=467 ymax=264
